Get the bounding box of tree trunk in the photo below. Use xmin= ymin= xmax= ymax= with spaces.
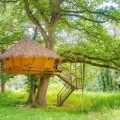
xmin=1 ymin=81 xmax=5 ymax=93
xmin=26 ymin=80 xmax=34 ymax=104
xmin=26 ymin=28 xmax=38 ymax=104
xmin=34 ymin=30 xmax=55 ymax=107
xmin=23 ymin=0 xmax=62 ymax=108
xmin=35 ymin=76 xmax=50 ymax=107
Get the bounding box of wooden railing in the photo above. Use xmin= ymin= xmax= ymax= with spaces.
xmin=57 ymin=65 xmax=82 ymax=106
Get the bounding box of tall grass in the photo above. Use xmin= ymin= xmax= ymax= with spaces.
xmin=65 ymin=92 xmax=120 ymax=112
xmin=0 ymin=91 xmax=120 ymax=120
xmin=0 ymin=91 xmax=120 ymax=113
xmin=0 ymin=91 xmax=27 ymax=107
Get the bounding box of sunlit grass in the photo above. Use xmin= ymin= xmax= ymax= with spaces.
xmin=64 ymin=91 xmax=120 ymax=112
xmin=0 ymin=91 xmax=120 ymax=120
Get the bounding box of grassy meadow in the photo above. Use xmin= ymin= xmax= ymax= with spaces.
xmin=0 ymin=91 xmax=120 ymax=120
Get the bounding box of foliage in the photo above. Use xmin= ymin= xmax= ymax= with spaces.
xmin=98 ymin=68 xmax=113 ymax=91
xmin=0 ymin=0 xmax=120 ymax=108
xmin=0 ymin=1 xmax=26 ymax=48
xmin=98 ymin=68 xmax=120 ymax=91
xmin=58 ymin=34 xmax=120 ymax=71
xmin=25 ymin=74 xmax=38 ymax=102
xmin=26 ymin=75 xmax=38 ymax=91
xmin=0 ymin=73 xmax=14 ymax=83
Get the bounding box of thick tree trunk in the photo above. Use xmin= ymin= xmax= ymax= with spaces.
xmin=34 ymin=34 xmax=54 ymax=107
xmin=35 ymin=76 xmax=50 ymax=107
xmin=23 ymin=0 xmax=59 ymax=108
xmin=1 ymin=81 xmax=5 ymax=93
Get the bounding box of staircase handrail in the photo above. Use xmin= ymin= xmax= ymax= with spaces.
xmin=59 ymin=65 xmax=77 ymax=78
xmin=57 ymin=85 xmax=70 ymax=97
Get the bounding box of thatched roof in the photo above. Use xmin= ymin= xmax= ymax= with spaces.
xmin=1 ymin=37 xmax=61 ymax=60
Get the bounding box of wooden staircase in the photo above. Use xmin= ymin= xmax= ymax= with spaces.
xmin=57 ymin=65 xmax=83 ymax=106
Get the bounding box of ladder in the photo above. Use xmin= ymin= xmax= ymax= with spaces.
xmin=57 ymin=65 xmax=83 ymax=106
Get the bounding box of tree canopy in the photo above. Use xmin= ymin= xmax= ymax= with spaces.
xmin=0 ymin=0 xmax=120 ymax=107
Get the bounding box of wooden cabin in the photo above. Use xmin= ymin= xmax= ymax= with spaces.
xmin=0 ymin=37 xmax=62 ymax=75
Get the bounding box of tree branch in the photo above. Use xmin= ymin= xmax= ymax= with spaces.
xmin=64 ymin=13 xmax=107 ymax=23
xmin=61 ymin=50 xmax=120 ymax=63
xmin=39 ymin=11 xmax=49 ymax=24
xmin=61 ymin=18 xmax=99 ymax=39
xmin=65 ymin=10 xmax=120 ymax=22
xmin=60 ymin=50 xmax=120 ymax=71
xmin=63 ymin=56 xmax=120 ymax=71
xmin=0 ymin=0 xmax=17 ymax=2
xmin=23 ymin=0 xmax=49 ymax=44
xmin=82 ymin=60 xmax=120 ymax=71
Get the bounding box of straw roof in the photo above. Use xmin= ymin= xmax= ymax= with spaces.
xmin=1 ymin=37 xmax=61 ymax=60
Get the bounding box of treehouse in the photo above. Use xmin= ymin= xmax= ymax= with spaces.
xmin=0 ymin=37 xmax=84 ymax=107
xmin=0 ymin=37 xmax=62 ymax=75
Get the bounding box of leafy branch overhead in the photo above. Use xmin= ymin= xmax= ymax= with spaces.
xmin=1 ymin=0 xmax=120 ymax=70
xmin=58 ymin=36 xmax=120 ymax=71
xmin=62 ymin=9 xmax=120 ymax=23
xmin=0 ymin=0 xmax=120 ymax=108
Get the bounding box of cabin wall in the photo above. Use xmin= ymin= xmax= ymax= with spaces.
xmin=3 ymin=57 xmax=56 ymax=74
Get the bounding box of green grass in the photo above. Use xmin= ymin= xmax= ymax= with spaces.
xmin=66 ymin=92 xmax=120 ymax=112
xmin=0 ymin=91 xmax=120 ymax=120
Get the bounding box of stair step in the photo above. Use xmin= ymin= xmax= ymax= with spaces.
xmin=57 ymin=65 xmax=83 ymax=107
xmin=57 ymin=87 xmax=75 ymax=106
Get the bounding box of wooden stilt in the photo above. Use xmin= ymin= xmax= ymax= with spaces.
xmin=70 ymin=63 xmax=72 ymax=82
xmin=82 ymin=63 xmax=85 ymax=98
xmin=75 ymin=63 xmax=78 ymax=89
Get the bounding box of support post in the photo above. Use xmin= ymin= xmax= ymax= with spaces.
xmin=70 ymin=63 xmax=72 ymax=82
xmin=82 ymin=63 xmax=85 ymax=97
xmin=75 ymin=63 xmax=78 ymax=89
